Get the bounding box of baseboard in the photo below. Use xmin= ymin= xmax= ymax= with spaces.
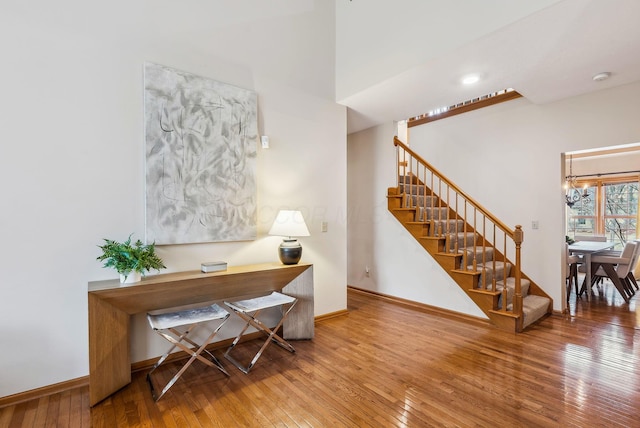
xmin=0 ymin=376 xmax=88 ymax=409
xmin=347 ymin=285 xmax=490 ymax=327
xmin=314 ymin=309 xmax=349 ymax=322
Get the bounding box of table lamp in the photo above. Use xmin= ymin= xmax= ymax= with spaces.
xmin=268 ymin=210 xmax=310 ymax=264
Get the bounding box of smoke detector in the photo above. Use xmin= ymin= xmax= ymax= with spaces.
xmin=592 ymin=72 xmax=611 ymax=82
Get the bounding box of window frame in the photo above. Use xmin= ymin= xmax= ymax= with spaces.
xmin=567 ymin=175 xmax=638 ymax=247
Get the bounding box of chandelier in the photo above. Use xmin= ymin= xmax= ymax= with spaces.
xmin=565 ymin=154 xmax=589 ymax=208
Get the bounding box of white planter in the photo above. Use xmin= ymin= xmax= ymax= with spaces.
xmin=119 ymin=271 xmax=141 ymax=284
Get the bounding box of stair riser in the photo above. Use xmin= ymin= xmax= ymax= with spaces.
xmin=400 ymin=184 xmax=429 ymax=196
xmin=432 ymin=254 xmax=461 ymax=271
xmin=477 ymin=266 xmax=512 ymax=287
xmin=416 ymin=207 xmax=451 ymax=222
xmin=457 ymin=248 xmax=495 ymax=268
xmin=391 ymin=209 xmax=416 ymax=223
xmin=450 ymin=271 xmax=477 ymax=289
xmin=419 ymin=237 xmax=444 ymax=253
xmin=405 ymin=195 xmax=439 ymax=208
xmin=405 ymin=222 xmax=428 ymax=237
xmin=398 ymin=175 xmax=419 ymax=185
xmin=387 ymin=196 xmax=402 ymax=210
xmin=430 ymin=220 xmax=464 ymax=236
xmin=446 ymin=233 xmax=478 ymax=251
xmin=466 ymin=292 xmax=496 ymax=311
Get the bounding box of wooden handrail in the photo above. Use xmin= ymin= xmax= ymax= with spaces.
xmin=394 ymin=137 xmax=516 ymax=238
xmin=393 ymin=136 xmax=525 ymax=326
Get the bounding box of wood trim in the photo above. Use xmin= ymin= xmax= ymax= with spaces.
xmin=0 ymin=377 xmax=88 ymax=409
xmin=347 ymin=285 xmax=490 ymax=327
xmin=407 ymin=90 xmax=522 ymax=128
xmin=571 ymin=177 xmax=640 ymax=236
xmin=570 ymin=145 xmax=640 ymax=159
xmin=315 ymin=309 xmax=349 ymax=322
xmin=576 ymin=175 xmax=640 ymax=186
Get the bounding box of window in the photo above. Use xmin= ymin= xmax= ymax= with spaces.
xmin=567 ymin=177 xmax=638 ymax=249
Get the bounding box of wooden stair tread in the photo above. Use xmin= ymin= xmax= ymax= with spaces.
xmin=488 ymin=309 xmax=519 ymax=319
xmin=468 ymin=288 xmax=501 ymax=297
xmin=434 ymin=252 xmax=461 ymax=258
xmin=451 ymin=269 xmax=481 ymax=276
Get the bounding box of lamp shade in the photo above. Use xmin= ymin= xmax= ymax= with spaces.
xmin=268 ymin=210 xmax=310 ymax=238
xmin=268 ymin=210 xmax=309 ymax=265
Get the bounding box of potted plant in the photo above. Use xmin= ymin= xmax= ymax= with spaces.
xmin=97 ymin=234 xmax=166 ymax=284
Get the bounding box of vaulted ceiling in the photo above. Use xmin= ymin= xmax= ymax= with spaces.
xmin=337 ymin=0 xmax=640 ymax=134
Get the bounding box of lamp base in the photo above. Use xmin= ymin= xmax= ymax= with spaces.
xmin=278 ymin=239 xmax=302 ymax=265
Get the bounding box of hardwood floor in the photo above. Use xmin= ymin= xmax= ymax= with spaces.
xmin=1 ymin=285 xmax=639 ymax=427
xmin=567 ymin=273 xmax=638 ymax=327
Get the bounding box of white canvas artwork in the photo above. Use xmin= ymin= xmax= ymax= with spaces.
xmin=144 ymin=63 xmax=257 ymax=245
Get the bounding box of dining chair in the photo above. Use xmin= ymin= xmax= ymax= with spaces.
xmin=625 ymin=240 xmax=640 ymax=291
xmin=566 ymin=243 xmax=582 ymax=302
xmin=588 ymin=239 xmax=640 ymax=292
xmin=589 ymin=241 xmax=638 ymax=303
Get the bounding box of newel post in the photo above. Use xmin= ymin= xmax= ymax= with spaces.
xmin=513 ymin=225 xmax=524 ymax=329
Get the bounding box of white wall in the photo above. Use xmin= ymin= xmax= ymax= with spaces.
xmin=348 ymin=82 xmax=640 ymax=316
xmin=0 ymin=0 xmax=346 ymax=398
xmin=347 ymin=123 xmax=486 ymax=318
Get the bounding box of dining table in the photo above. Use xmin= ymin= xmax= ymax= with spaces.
xmin=568 ymin=240 xmax=616 ymax=301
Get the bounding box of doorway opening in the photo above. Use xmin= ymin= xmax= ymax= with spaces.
xmin=563 ymin=144 xmax=640 ymax=322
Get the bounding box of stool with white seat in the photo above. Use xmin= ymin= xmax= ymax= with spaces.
xmin=146 ymin=303 xmax=230 ymax=401
xmin=224 ymin=291 xmax=298 ymax=374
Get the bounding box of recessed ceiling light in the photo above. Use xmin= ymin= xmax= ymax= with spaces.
xmin=592 ymin=72 xmax=611 ymax=82
xmin=462 ymin=74 xmax=480 ymax=85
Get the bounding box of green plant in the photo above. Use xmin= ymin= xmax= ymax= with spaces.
xmin=97 ymin=234 xmax=166 ymax=279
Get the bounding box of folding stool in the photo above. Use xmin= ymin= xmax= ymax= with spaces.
xmin=224 ymin=291 xmax=298 ymax=374
xmin=146 ymin=303 xmax=230 ymax=401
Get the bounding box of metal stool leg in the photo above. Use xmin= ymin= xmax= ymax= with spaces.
xmin=224 ymin=292 xmax=297 ymax=374
xmin=146 ymin=304 xmax=230 ymax=401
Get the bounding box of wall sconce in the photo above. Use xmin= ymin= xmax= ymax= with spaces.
xmin=268 ymin=210 xmax=310 ymax=264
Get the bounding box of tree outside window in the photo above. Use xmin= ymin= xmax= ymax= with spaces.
xmin=567 ymin=178 xmax=638 ymax=249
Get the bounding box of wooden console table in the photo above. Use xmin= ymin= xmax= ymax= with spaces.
xmin=88 ymin=262 xmax=313 ymax=406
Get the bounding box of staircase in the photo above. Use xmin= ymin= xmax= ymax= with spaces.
xmin=388 ymin=137 xmax=552 ymax=332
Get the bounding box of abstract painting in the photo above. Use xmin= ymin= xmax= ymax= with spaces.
xmin=144 ymin=63 xmax=257 ymax=245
